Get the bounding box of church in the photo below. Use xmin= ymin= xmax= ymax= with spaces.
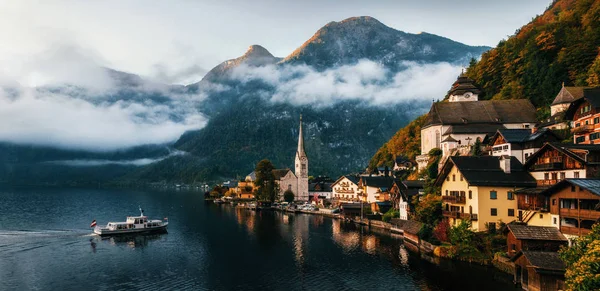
xmin=416 ymin=74 xmax=538 ymax=171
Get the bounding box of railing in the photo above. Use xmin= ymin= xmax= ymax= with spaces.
xmin=532 ymin=163 xmax=563 ymax=171
xmin=572 ymin=124 xmax=594 ymax=134
xmin=537 ymin=179 xmax=559 ymax=186
xmin=443 ymin=211 xmax=477 ymax=221
xmin=442 ymin=210 xmax=460 ymax=218
xmin=559 ymin=208 xmax=600 ymax=220
xmin=442 ymin=196 xmax=466 ymax=204
xmin=560 ymin=225 xmax=592 ymax=236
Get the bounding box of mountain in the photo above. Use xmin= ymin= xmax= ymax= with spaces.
xmin=127 ymin=17 xmax=491 ymax=184
xmin=282 ymin=16 xmax=490 ymax=70
xmin=369 ymin=0 xmax=600 ymax=170
xmin=465 ymin=0 xmax=600 ymax=111
xmin=0 ymin=16 xmax=491 ymax=186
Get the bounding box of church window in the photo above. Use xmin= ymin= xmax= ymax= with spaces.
xmin=435 ymin=131 xmax=440 ymax=148
xmin=288 ymin=184 xmax=292 ymax=191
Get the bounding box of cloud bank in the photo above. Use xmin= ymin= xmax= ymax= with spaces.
xmin=230 ymin=60 xmax=461 ymax=106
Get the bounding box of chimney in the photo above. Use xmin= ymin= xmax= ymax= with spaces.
xmin=500 ymin=155 xmax=511 ymax=174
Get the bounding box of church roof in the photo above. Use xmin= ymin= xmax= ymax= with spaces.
xmin=551 ymin=86 xmax=589 ymax=105
xmin=442 ymin=124 xmax=505 ymax=135
xmin=273 ymin=169 xmax=294 ymax=180
xmin=441 ymin=135 xmax=458 ymax=143
xmin=424 ymin=99 xmax=537 ymax=128
xmin=448 ymin=74 xmax=481 ymax=96
xmin=296 ymin=115 xmax=307 ymax=158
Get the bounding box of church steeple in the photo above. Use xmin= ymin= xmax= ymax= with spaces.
xmin=295 ymin=114 xmax=309 ymax=201
xmin=297 ymin=115 xmax=306 ymax=158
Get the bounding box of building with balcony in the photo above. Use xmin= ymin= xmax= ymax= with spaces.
xmin=539 ymin=179 xmax=600 ymax=239
xmin=487 ymin=128 xmax=559 ymax=164
xmin=563 ymin=88 xmax=600 ymax=144
xmin=539 ymin=85 xmax=589 ymax=130
xmin=416 ymin=74 xmax=537 ymax=171
xmin=523 ymin=143 xmax=600 ymax=186
xmin=331 ymin=175 xmax=361 ymax=202
xmin=435 ymin=155 xmax=537 ymax=231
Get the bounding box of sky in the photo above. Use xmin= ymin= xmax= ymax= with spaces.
xmin=0 ymin=0 xmax=552 ymax=85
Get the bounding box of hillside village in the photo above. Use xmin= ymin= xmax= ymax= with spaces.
xmin=212 ymin=73 xmax=600 ymax=291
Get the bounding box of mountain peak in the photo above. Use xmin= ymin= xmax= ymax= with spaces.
xmin=244 ymin=45 xmax=274 ymax=59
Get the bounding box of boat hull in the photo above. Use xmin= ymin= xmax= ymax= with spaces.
xmin=94 ymin=224 xmax=168 ymax=236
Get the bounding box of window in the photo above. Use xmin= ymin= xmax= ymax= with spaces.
xmin=452 ymin=174 xmax=455 ymax=181
xmin=447 ymin=176 xmax=450 ymax=182
xmin=539 ymin=214 xmax=543 ymax=219
xmin=445 ymin=190 xmax=448 ymax=195
xmin=503 ymin=145 xmax=509 ymax=150
xmin=460 ymin=175 xmax=463 ymax=181
xmin=490 ymin=191 xmax=497 ymax=200
xmin=544 ymin=173 xmax=549 ymax=180
xmin=574 ymin=172 xmax=580 ymax=178
xmin=576 ymin=136 xmax=586 ymax=143
xmin=576 ymin=123 xmax=581 ymax=127
xmin=595 ymin=117 xmax=600 ymax=124
xmin=571 ymin=185 xmax=576 ymax=192
xmin=553 ymin=217 xmax=557 ymax=225
xmin=288 ymin=184 xmax=292 ymax=191
xmin=552 ymin=199 xmax=556 ymax=205
xmin=468 ymin=190 xmax=472 ymax=199
xmin=586 ymin=120 xmax=589 ymax=125
xmin=560 ymin=172 xmax=566 ymax=180
xmin=507 ymin=191 xmax=514 ymax=200
xmin=592 ymin=133 xmax=600 ymax=140
xmin=491 ymin=208 xmax=497 ymax=216
xmin=508 ymin=209 xmax=515 ymax=217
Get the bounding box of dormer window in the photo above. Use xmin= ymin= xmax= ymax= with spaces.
xmin=461 ymin=118 xmax=468 ymax=124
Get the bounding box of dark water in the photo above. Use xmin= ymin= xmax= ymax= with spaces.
xmin=0 ymin=188 xmax=518 ymax=291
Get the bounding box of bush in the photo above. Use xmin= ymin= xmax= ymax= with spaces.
xmin=382 ymin=208 xmax=399 ymax=222
xmin=283 ymin=190 xmax=295 ymax=203
xmin=433 ymin=220 xmax=450 ymax=242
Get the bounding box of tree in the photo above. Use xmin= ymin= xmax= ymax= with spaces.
xmin=255 ymin=159 xmax=276 ymax=202
xmin=283 ymin=190 xmax=295 ymax=203
xmin=559 ymin=223 xmax=600 ymax=291
xmin=414 ymin=194 xmax=442 ymax=227
xmin=471 ymin=137 xmax=482 ymax=156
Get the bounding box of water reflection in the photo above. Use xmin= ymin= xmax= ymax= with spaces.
xmin=94 ymin=233 xmax=166 ymax=249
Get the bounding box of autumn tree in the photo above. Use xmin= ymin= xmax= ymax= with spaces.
xmin=414 ymin=194 xmax=442 ymax=227
xmin=559 ymin=223 xmax=600 ymax=291
xmin=283 ymin=190 xmax=295 ymax=203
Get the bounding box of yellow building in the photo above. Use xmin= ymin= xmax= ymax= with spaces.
xmin=435 ymin=156 xmax=537 ymax=231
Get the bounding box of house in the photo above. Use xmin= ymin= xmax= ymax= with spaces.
xmin=371 ymin=201 xmax=392 ymax=214
xmin=238 ymin=172 xmax=256 ymax=199
xmin=563 ymin=88 xmax=600 ymax=144
xmin=309 ymin=180 xmax=333 ymax=201
xmin=331 ymin=175 xmax=361 ymax=202
xmin=393 ymin=156 xmax=413 ymax=171
xmin=512 ymin=187 xmax=552 ymax=227
xmin=488 ymin=128 xmax=560 ymax=163
xmin=539 ymin=85 xmax=589 ymax=130
xmin=390 ymin=219 xmax=423 ymax=246
xmin=523 ymin=142 xmax=600 ymax=186
xmin=416 ymin=74 xmax=537 ymax=171
xmin=390 ymin=180 xmax=425 ymax=220
xmin=273 ymin=169 xmax=298 ymax=201
xmin=510 ymin=251 xmax=566 ymax=291
xmin=506 ymin=224 xmax=567 ymax=256
xmin=435 ymin=155 xmax=537 ymax=231
xmin=539 ymin=179 xmax=600 ymax=238
xmin=358 ymin=176 xmax=394 ymax=203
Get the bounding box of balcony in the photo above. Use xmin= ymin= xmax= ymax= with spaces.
xmin=560 ymin=225 xmax=592 ymax=236
xmin=443 ymin=211 xmax=477 ymax=221
xmin=537 ymin=179 xmax=559 ymax=186
xmin=442 ymin=195 xmax=466 ymax=204
xmin=559 ymin=208 xmax=600 ymax=220
xmin=443 ymin=210 xmax=460 ymax=218
xmin=572 ymin=124 xmax=594 ymax=134
xmin=532 ymin=163 xmax=563 ymax=171
xmin=459 ymin=213 xmax=478 ymax=221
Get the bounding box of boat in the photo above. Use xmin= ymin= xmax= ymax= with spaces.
xmin=93 ymin=207 xmax=168 ymax=236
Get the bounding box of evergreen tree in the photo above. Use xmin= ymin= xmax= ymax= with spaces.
xmin=255 ymin=159 xmax=276 ymax=202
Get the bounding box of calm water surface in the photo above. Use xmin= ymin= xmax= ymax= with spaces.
xmin=0 ymin=188 xmax=518 ymax=290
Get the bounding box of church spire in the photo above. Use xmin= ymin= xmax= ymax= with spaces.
xmin=297 ymin=115 xmax=306 ymax=157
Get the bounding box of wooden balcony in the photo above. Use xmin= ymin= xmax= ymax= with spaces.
xmin=442 ymin=211 xmax=477 ymax=220
xmin=532 ymin=163 xmax=563 ymax=171
xmin=443 ymin=210 xmax=460 ymax=218
xmin=572 ymin=124 xmax=594 ymax=134
xmin=442 ymin=196 xmax=466 ymax=204
xmin=560 ymin=225 xmax=592 ymax=236
xmin=537 ymin=179 xmax=559 ymax=186
xmin=559 ymin=208 xmax=600 ymax=220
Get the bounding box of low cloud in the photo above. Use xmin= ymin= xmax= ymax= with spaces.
xmin=45 ymin=150 xmax=186 ymax=167
xmin=230 ymin=60 xmax=461 ymax=106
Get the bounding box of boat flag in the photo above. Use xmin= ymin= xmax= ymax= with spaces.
xmin=90 ymin=220 xmax=97 ymax=228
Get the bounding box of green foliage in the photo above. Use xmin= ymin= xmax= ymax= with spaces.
xmin=255 ymin=159 xmax=277 ymax=202
xmin=382 ymin=208 xmax=399 ymax=222
xmin=470 ymin=138 xmax=482 ymax=156
xmin=449 ymin=220 xmax=475 ymax=245
xmin=559 ymin=223 xmax=600 ymax=291
xmin=466 ymin=0 xmax=600 ymax=107
xmin=414 ymin=194 xmax=442 ymax=227
xmin=283 ymin=190 xmax=295 ymax=203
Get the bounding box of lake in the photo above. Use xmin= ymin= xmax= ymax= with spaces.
xmin=0 ymin=188 xmax=518 ymax=290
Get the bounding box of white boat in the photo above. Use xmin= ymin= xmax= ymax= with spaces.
xmin=93 ymin=208 xmax=168 ymax=236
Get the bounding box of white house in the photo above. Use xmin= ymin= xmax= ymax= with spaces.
xmin=331 ymin=175 xmax=360 ymax=202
